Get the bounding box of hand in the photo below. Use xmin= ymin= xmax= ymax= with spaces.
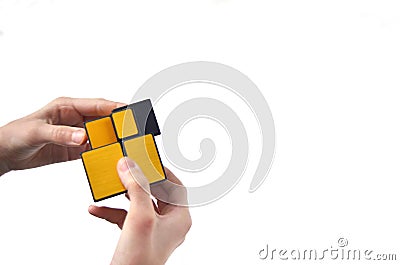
xmin=88 ymin=158 xmax=192 ymax=265
xmin=0 ymin=97 xmax=124 ymax=175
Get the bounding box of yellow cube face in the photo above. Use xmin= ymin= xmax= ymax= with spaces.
xmin=112 ymin=108 xmax=138 ymax=139
xmin=123 ymin=134 xmax=166 ymax=184
xmin=85 ymin=117 xmax=117 ymax=149
xmin=81 ymin=143 xmax=126 ymax=201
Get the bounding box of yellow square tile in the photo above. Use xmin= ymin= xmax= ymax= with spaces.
xmin=81 ymin=143 xmax=125 ymax=201
xmin=123 ymin=134 xmax=166 ymax=184
xmin=112 ymin=108 xmax=138 ymax=139
xmin=85 ymin=117 xmax=117 ymax=149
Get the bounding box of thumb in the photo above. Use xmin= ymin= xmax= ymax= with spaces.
xmin=117 ymin=157 xmax=154 ymax=217
xmin=39 ymin=124 xmax=87 ymax=146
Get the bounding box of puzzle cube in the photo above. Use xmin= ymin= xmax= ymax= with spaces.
xmin=81 ymin=99 xmax=166 ymax=202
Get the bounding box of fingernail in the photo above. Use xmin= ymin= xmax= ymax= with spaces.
xmin=72 ymin=130 xmax=86 ymax=144
xmin=118 ymin=157 xmax=136 ymax=173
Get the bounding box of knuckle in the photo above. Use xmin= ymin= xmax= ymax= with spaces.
xmin=53 ymin=96 xmax=70 ymax=105
xmin=51 ymin=127 xmax=67 ymax=142
xmin=46 ymin=97 xmax=71 ymax=119
xmin=94 ymin=100 xmax=105 ymax=114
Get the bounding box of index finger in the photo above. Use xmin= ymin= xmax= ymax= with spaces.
xmin=51 ymin=97 xmax=126 ymax=117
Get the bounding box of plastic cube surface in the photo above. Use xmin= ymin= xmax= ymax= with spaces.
xmin=81 ymin=143 xmax=125 ymax=201
xmin=123 ymin=134 xmax=165 ymax=184
xmin=81 ymin=99 xmax=165 ymax=202
xmin=112 ymin=108 xmax=138 ymax=139
xmin=85 ymin=116 xmax=117 ymax=149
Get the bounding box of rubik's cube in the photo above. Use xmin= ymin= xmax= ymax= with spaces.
xmin=81 ymin=99 xmax=166 ymax=201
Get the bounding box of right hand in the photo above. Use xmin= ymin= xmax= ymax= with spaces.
xmin=88 ymin=158 xmax=192 ymax=265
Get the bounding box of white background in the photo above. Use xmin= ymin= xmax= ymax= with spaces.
xmin=1 ymin=0 xmax=400 ymax=264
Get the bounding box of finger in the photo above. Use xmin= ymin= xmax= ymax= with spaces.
xmin=83 ymin=116 xmax=105 ymax=123
xmin=70 ymin=98 xmax=126 ymax=116
xmin=88 ymin=205 xmax=127 ymax=229
xmin=49 ymin=142 xmax=90 ymax=163
xmin=37 ymin=124 xmax=87 ymax=146
xmin=164 ymin=167 xmax=183 ymax=185
xmin=50 ymin=97 xmax=126 ymax=117
xmin=117 ymin=157 xmax=154 ymax=217
xmin=151 ymin=168 xmax=188 ymax=208
xmin=153 ymin=168 xmax=189 ymax=215
xmin=152 ymin=168 xmax=192 ymax=235
xmin=125 ymin=188 xmax=159 ymax=213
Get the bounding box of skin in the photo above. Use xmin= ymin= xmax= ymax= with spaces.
xmin=89 ymin=158 xmax=192 ymax=265
xmin=0 ymin=97 xmax=124 ymax=175
xmin=0 ymin=97 xmax=192 ymax=265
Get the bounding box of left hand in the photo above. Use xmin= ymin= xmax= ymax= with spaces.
xmin=0 ymin=97 xmax=124 ymax=175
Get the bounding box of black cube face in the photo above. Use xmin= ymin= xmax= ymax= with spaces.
xmin=120 ymin=99 xmax=161 ymax=137
xmin=112 ymin=99 xmax=160 ymax=137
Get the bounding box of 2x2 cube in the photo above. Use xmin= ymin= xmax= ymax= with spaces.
xmin=81 ymin=99 xmax=166 ymax=201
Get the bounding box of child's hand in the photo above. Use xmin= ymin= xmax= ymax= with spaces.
xmin=0 ymin=97 xmax=124 ymax=175
xmin=89 ymin=158 xmax=192 ymax=265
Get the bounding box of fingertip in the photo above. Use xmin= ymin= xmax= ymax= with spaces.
xmin=88 ymin=205 xmax=96 ymax=214
xmin=116 ymin=157 xmax=151 ymax=200
xmin=117 ymin=157 xmax=128 ymax=172
xmin=117 ymin=157 xmax=136 ymax=173
xmin=116 ymin=102 xmax=127 ymax=108
xmin=72 ymin=129 xmax=87 ymax=145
